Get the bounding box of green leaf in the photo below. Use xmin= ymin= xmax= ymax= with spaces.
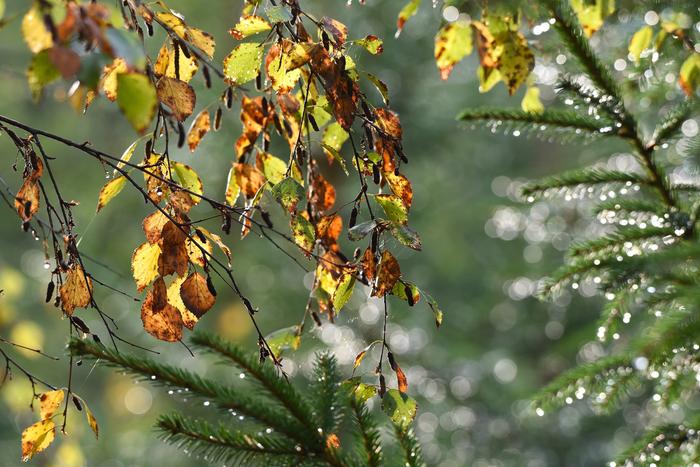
xmin=381 ymin=389 xmax=417 ymax=429
xmin=291 ymin=215 xmax=315 ymax=253
xmin=348 ymin=220 xmax=378 ymax=241
xmin=679 ymin=53 xmax=700 ymax=97
xmin=257 ymin=152 xmax=287 ymax=185
xmin=223 ymin=43 xmax=263 ymax=86
xmin=116 ymin=72 xmax=158 ymax=133
xmin=421 ymin=289 xmax=443 ymax=327
xmin=321 ymin=144 xmax=348 ymax=176
xmin=96 ymin=176 xmax=127 ymax=212
xmin=390 ymin=281 xmax=420 ymax=305
xmin=265 ymin=5 xmax=292 ymax=24
xmin=628 ymin=26 xmax=653 ymax=63
xmin=332 ymin=274 xmax=355 ymax=313
xmin=345 ymin=378 xmax=378 ymax=404
xmin=356 ymin=35 xmax=383 ymax=55
xmin=271 ymin=177 xmax=305 ymax=213
xmin=389 ymin=222 xmax=422 ymax=251
xmin=364 ymin=73 xmax=390 ymax=106
xmin=171 ymin=161 xmax=204 ymax=203
xmin=375 ymin=194 xmax=408 ymax=224
xmin=265 ymin=325 xmax=301 ymax=357
xmin=27 ymin=50 xmax=60 ymax=101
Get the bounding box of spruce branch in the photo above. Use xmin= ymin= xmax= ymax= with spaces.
xmin=393 ymin=424 xmax=425 ymax=467
xmin=155 ymin=413 xmax=313 ymax=466
xmin=312 ymin=353 xmax=345 ymax=436
xmin=68 ymin=338 xmax=308 ymax=444
xmin=349 ymin=398 xmax=383 ymax=467
xmin=189 ymin=331 xmax=320 ymax=446
xmin=614 ymin=421 xmax=700 ymax=466
xmin=521 ymin=167 xmax=649 ymax=198
xmin=652 ymin=101 xmax=693 ymax=147
xmin=567 ymin=225 xmax=676 ymax=258
xmin=593 ymin=198 xmax=669 ymax=218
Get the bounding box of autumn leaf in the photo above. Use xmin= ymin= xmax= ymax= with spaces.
xmin=143 ymin=211 xmax=168 ymax=244
xmin=167 ymin=275 xmax=197 ymax=329
xmin=521 ymin=85 xmax=544 ymax=114
xmin=233 ymin=162 xmax=266 ymax=199
xmin=197 ymin=227 xmax=232 ymax=267
xmin=22 ymin=7 xmax=53 ymax=53
xmin=229 ymin=15 xmax=271 ymax=40
xmin=384 ymin=170 xmax=413 ymax=209
xmin=291 ymin=214 xmax=316 ymax=254
xmin=180 ymin=272 xmax=216 ymax=318
xmin=117 ymin=72 xmax=158 ymax=133
xmin=570 ymin=0 xmax=615 ymax=37
xmin=679 ymin=53 xmax=700 ymax=96
xmin=154 ymin=43 xmax=199 ymax=83
xmin=14 ymin=178 xmax=40 ymax=222
xmin=187 ymin=110 xmax=211 ymax=152
xmin=310 ymin=172 xmax=336 ymax=213
xmin=100 ymin=58 xmax=128 ymax=101
xmin=434 ymin=21 xmax=473 ymax=80
xmin=155 ymin=12 xmax=215 ymax=58
xmin=373 ymin=250 xmax=401 ymax=297
xmin=332 ymin=274 xmax=355 ymax=314
xmin=132 ymin=242 xmax=161 ymax=291
xmin=96 ymin=176 xmax=127 ymax=212
xmin=60 ymin=265 xmax=92 ymax=315
xmin=629 ymin=26 xmax=653 ymax=63
xmin=271 ymin=177 xmax=305 ymax=213
xmin=375 ymin=194 xmax=408 ymax=224
xmin=224 ymin=43 xmax=263 ymax=86
xmin=141 ymin=277 xmax=184 ymax=342
xmin=255 ymin=151 xmax=287 ymax=185
xmin=156 ymin=77 xmax=196 ymax=122
xmin=321 ymin=17 xmax=348 ymax=46
xmin=27 ymin=50 xmax=60 ymax=101
xmin=356 ymin=35 xmax=384 ymax=55
xmin=171 ymin=161 xmax=204 ymax=203
xmin=388 ymin=352 xmax=408 ymax=393
xmin=39 ymin=390 xmax=64 ymax=420
xmin=381 ymin=389 xmax=417 ymax=429
xmin=265 ymin=40 xmax=309 ymax=94
xmin=396 ymin=0 xmax=421 ymax=37
xmin=158 ymin=221 xmax=189 ymax=277
xmin=21 ymin=419 xmax=55 ymax=461
xmin=362 ymin=247 xmax=377 ymax=283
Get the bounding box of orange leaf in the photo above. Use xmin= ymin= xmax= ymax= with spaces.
xmin=180 ymin=272 xmax=216 ymax=318
xmin=59 ymin=265 xmax=92 ymax=315
xmin=187 ymin=109 xmax=211 ymax=152
xmin=141 ymin=278 xmax=184 ymax=342
xmin=373 ymin=250 xmax=400 ymax=297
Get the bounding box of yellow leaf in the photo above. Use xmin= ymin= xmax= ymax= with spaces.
xmin=187 ymin=110 xmax=210 ymax=152
xmin=679 ymin=53 xmax=700 ymax=97
xmin=39 ymin=390 xmax=64 ymax=420
xmin=185 ymin=27 xmax=216 ymax=59
xmin=521 ymin=85 xmax=544 ymax=114
xmin=96 ymin=176 xmax=127 ymax=212
xmin=570 ymin=0 xmax=615 ymax=37
xmin=167 ymin=275 xmax=197 ymax=329
xmin=225 ymin=164 xmax=241 ymax=206
xmin=117 ymin=72 xmax=158 ymax=133
xmin=59 ymin=265 xmax=92 ymax=315
xmin=434 ymin=21 xmax=473 ymax=80
xmin=100 ymin=58 xmax=128 ymax=102
xmin=80 ymin=398 xmax=99 ymax=439
xmin=22 ymin=7 xmax=53 ymax=53
xmin=154 ymin=43 xmax=199 ymax=83
xmin=396 ymin=0 xmax=421 ymax=36
xmin=131 ymin=242 xmax=161 ymax=292
xmin=629 ymin=26 xmax=653 ymax=63
xmin=229 ymin=15 xmax=272 ymax=40
xmin=291 ymin=214 xmax=315 ymax=254
xmin=170 ymin=161 xmax=203 ymax=203
xmin=255 ymin=152 xmax=287 ymax=185
xmin=223 ymin=43 xmax=263 ymax=86
xmin=21 ymin=419 xmax=55 ymax=461
xmin=156 ymin=77 xmax=196 ymax=122
xmin=197 ymin=227 xmax=232 ymax=267
xmin=265 ymin=40 xmax=307 ymax=94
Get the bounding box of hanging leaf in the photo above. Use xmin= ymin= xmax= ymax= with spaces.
xmin=434 ymin=21 xmax=473 ymax=80
xmin=59 ymin=265 xmax=93 ymax=315
xmin=38 ymin=390 xmax=64 ymax=420
xmin=374 ymin=250 xmax=401 ymax=297
xmin=265 ymin=325 xmax=301 ymax=357
xmin=223 ymin=43 xmax=263 ymax=86
xmin=291 ymin=214 xmax=316 ymax=254
xmin=256 ymin=152 xmax=287 ymax=185
xmin=389 ymin=222 xmax=422 ymax=251
xmin=349 ymin=220 xmax=378 ymax=241
xmin=117 ymin=72 xmax=158 ymax=133
xmin=21 ymin=419 xmax=55 ymax=461
xmin=388 ymin=352 xmax=408 ymax=393
xmin=320 ymin=17 xmax=348 ymax=46
xmin=154 ymin=43 xmax=199 ymax=83
xmin=384 ymin=170 xmax=413 ymax=209
xmin=310 ymin=172 xmax=336 ymax=213
xmin=570 ymin=0 xmax=615 ymax=37
xmin=362 ymin=247 xmax=377 ymax=282
xmin=156 ymin=77 xmax=196 ymax=122
xmin=180 ymin=272 xmax=216 ymax=318
xmin=229 ymin=15 xmax=272 ymax=40
xmin=375 ymin=194 xmax=408 ymax=224
xmin=141 ymin=278 xmax=184 ymax=342
xmin=82 ymin=400 xmax=99 ymax=439
xmin=22 ymin=7 xmax=53 ymax=53
xmin=197 ymin=227 xmax=232 ymax=267
xmin=321 ymin=144 xmax=349 ymax=176
xmin=187 ymin=110 xmax=211 ymax=152
xmin=27 ymin=50 xmax=60 ymax=101
xmin=171 ymin=161 xmax=204 ymax=203
xmin=166 ymin=275 xmax=197 ymax=329
xmin=143 ymin=211 xmax=169 ymax=244
xmin=100 ymin=58 xmax=128 ymax=101
xmin=233 ymin=163 xmax=266 ymax=199
xmin=266 ymin=40 xmax=310 ymax=94
xmin=381 ymin=389 xmax=417 ymax=429
xmin=356 ymin=35 xmax=384 ymax=55
xmin=15 ymin=178 xmax=41 ymax=222
xmin=364 ymin=73 xmax=390 ymax=105
xmin=396 ymin=0 xmax=422 ymax=36
xmin=421 ymin=289 xmax=444 ymax=327
xmin=96 ymin=176 xmax=127 ymax=212
xmin=521 ymin=85 xmax=544 ymax=114
xmin=332 ymin=274 xmax=355 ymax=313
xmin=271 ymin=177 xmax=305 ymax=213
xmin=322 ymin=122 xmax=349 ymax=158
xmin=679 ymin=54 xmax=700 ymax=97
xmin=131 ymin=242 xmax=161 ymax=292
xmin=629 ymin=26 xmax=653 ymax=63
xmin=391 ymin=280 xmax=421 ymax=305
xmin=158 ymin=221 xmax=189 ymax=277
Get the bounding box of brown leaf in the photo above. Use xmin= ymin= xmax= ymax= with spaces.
xmin=384 ymin=170 xmax=413 ymax=209
xmin=316 ymin=214 xmax=342 ymax=251
xmin=373 ymin=109 xmax=402 ymax=172
xmin=361 ymin=247 xmax=376 ymax=283
xmin=320 ymin=17 xmax=348 ymax=46
xmin=180 ymin=272 xmax=216 ymax=318
xmin=234 ymin=163 xmax=266 ymax=198
xmin=48 ymin=46 xmax=81 ymax=79
xmin=158 ymin=221 xmax=189 ymax=277
xmin=156 ymin=77 xmax=196 ymax=122
xmin=309 ymin=46 xmax=359 ymax=130
xmin=143 ymin=211 xmax=169 ymax=244
xmin=141 ymin=282 xmax=184 ymax=342
xmin=373 ymin=250 xmax=400 ymax=297
xmin=14 ymin=178 xmax=40 ymax=222
xmin=187 ymin=110 xmax=211 ymax=152
xmin=235 ymin=96 xmax=274 ymax=157
xmin=60 ymin=265 xmax=92 ymax=315
xmin=310 ymin=172 xmax=336 ymax=213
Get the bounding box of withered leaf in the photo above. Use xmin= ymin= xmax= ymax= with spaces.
xmin=143 ymin=211 xmax=169 ymax=244
xmin=156 ymin=77 xmax=196 ymax=122
xmin=15 ymin=178 xmax=40 ymax=222
xmin=310 ymin=172 xmax=336 ymax=213
xmin=373 ymin=250 xmax=400 ymax=297
xmin=234 ymin=162 xmax=266 ymax=199
xmin=187 ymin=110 xmax=211 ymax=152
xmin=60 ymin=265 xmax=93 ymax=315
xmin=158 ymin=221 xmax=189 ymax=277
xmin=180 ymin=272 xmax=216 ymax=318
xmin=142 ymin=281 xmax=184 ymax=342
xmin=320 ymin=17 xmax=348 ymax=46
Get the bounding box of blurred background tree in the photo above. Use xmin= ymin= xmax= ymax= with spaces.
xmin=0 ymin=0 xmax=697 ymax=466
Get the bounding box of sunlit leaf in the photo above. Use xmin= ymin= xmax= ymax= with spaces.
xmin=356 ymin=35 xmax=383 ymax=55
xmin=629 ymin=25 xmax=653 ymax=63
xmin=434 ymin=21 xmax=473 ymax=80
xmin=332 ymin=273 xmax=355 ymax=313
xmin=348 ymin=220 xmax=377 ymax=241
xmin=225 ymin=164 xmax=241 ymax=206
xmin=381 ymin=389 xmax=417 ymax=429
xmin=143 ymin=211 xmax=168 ymax=244
xmin=171 ymin=161 xmax=203 ymax=203
xmin=14 ymin=178 xmax=41 ymax=222
xmin=391 ymin=280 xmax=421 ymax=305
xmin=322 ymin=122 xmax=349 ymax=165
xmin=156 ymin=77 xmax=196 ymax=122
xmin=421 ymin=289 xmax=443 ymax=327
xmin=27 ymin=49 xmax=60 ymax=101
xmin=384 ymin=170 xmax=413 ymax=209
xmin=187 ymin=110 xmax=211 ymax=152
xmin=229 ymin=15 xmax=272 ymax=40
xmin=266 ymin=40 xmax=311 ymax=94
xmin=38 ymin=390 xmax=64 ymax=420
xmin=185 ymin=27 xmax=216 ymax=59
xmin=100 ymin=58 xmax=128 ymax=102
xmin=265 ymin=325 xmax=301 ymax=357
xmin=321 ymin=17 xmax=348 ymax=46
xmin=154 ymin=43 xmax=199 ymax=83
xmin=21 ymin=419 xmax=55 ymax=461
xmin=96 ymin=176 xmax=127 ymax=212
xmin=374 ymin=250 xmax=401 ymax=297
xmin=180 ymin=272 xmax=216 ymax=318
xmin=310 ymin=172 xmax=336 ymax=213
xmin=521 ymin=85 xmax=544 ymax=114
xmin=388 ymin=352 xmax=408 ymax=393
xmin=233 ymin=162 xmax=266 ymax=198
xmin=197 ymin=227 xmax=232 ymax=267
xmin=223 ymin=43 xmax=263 ymax=86
xmin=22 ymin=7 xmax=52 ymax=53
xmin=83 ymin=400 xmax=99 ymax=439
xmin=131 ymin=242 xmax=161 ymax=292
xmin=158 ymin=221 xmax=189 ymax=277
xmin=141 ymin=277 xmax=184 ymax=342
xmin=117 ymin=72 xmax=158 ymax=133
xmin=59 ymin=265 xmax=92 ymax=315
xmin=389 ymin=222 xmax=422 ymax=251
xmin=570 ymin=0 xmax=615 ymax=37
xmin=291 ymin=214 xmax=316 ymax=254
xmin=375 ymin=194 xmax=408 ymax=224
xmin=265 ymin=5 xmax=292 ymax=24
xmin=396 ymin=0 xmax=421 ymax=37
xmin=679 ymin=53 xmax=700 ymax=97
xmin=271 ymin=177 xmax=305 ymax=213
xmin=256 ymin=152 xmax=287 ymax=185
xmin=364 ymin=72 xmax=390 ymax=105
